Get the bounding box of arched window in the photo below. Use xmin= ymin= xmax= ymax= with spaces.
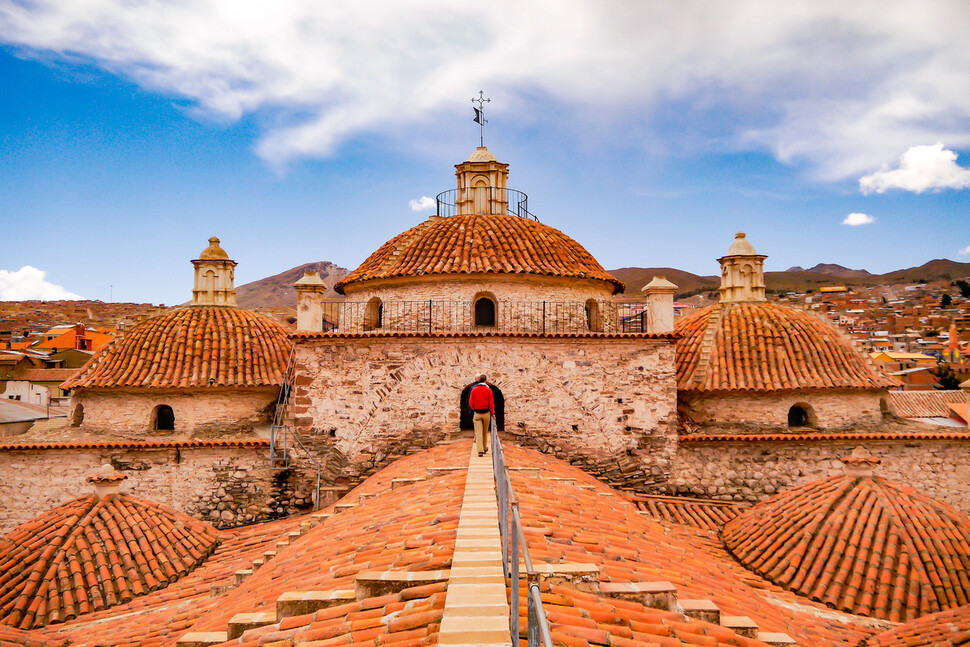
xmin=152 ymin=404 xmax=175 ymax=431
xmin=787 ymin=403 xmax=816 ymax=429
xmin=71 ymin=403 xmax=84 ymax=427
xmin=474 ymin=296 xmax=496 ymax=327
xmin=585 ymin=299 xmax=602 ymax=332
xmin=364 ymin=297 xmax=383 ymax=331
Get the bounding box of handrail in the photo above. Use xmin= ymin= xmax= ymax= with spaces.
xmin=270 ymin=344 xmax=324 ymax=510
xmin=490 ymin=416 xmax=553 ymax=647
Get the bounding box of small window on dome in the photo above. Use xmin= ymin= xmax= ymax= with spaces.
xmin=474 ymin=296 xmax=496 ymax=327
xmin=787 ymin=403 xmax=816 ymax=429
xmin=152 ymin=405 xmax=175 ymax=431
xmin=71 ymin=403 xmax=84 ymax=427
xmin=364 ymin=298 xmax=383 ymax=331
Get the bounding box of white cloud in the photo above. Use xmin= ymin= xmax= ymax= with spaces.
xmin=842 ymin=212 xmax=875 ymax=226
xmin=1 ymin=1 xmax=969 ymax=178
xmin=0 ymin=266 xmax=84 ymax=300
xmin=959 ymin=245 xmax=970 ymax=255
xmin=409 ymin=196 xmax=436 ymax=211
xmin=859 ymin=143 xmax=970 ymax=194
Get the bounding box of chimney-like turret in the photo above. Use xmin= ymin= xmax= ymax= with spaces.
xmin=87 ymin=464 xmax=128 ymax=498
xmin=641 ymin=276 xmax=678 ymax=334
xmin=294 ymin=270 xmax=328 ymax=332
xmin=191 ymin=236 xmax=238 ymax=306
xmin=718 ymin=232 xmax=767 ymax=304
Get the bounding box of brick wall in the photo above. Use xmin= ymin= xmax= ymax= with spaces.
xmin=651 ymin=437 xmax=970 ymax=514
xmin=72 ymin=387 xmax=279 ymax=433
xmin=0 ymin=444 xmax=316 ymax=534
xmin=292 ymin=335 xmax=678 ymax=481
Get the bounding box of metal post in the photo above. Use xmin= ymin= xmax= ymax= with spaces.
xmin=429 ymin=300 xmax=432 ymax=333
xmin=542 ymin=302 xmax=546 ymax=334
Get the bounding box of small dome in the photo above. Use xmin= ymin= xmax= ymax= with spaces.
xmin=62 ymin=306 xmax=292 ymax=389
xmin=722 ymin=472 xmax=970 ymax=622
xmin=197 ymin=236 xmax=230 ymax=260
xmin=675 ymin=302 xmax=896 ymax=392
xmin=465 ymin=146 xmax=498 ymax=163
xmin=724 ymin=231 xmax=759 ymax=256
xmin=0 ymin=491 xmax=219 ymax=628
xmin=863 ymin=604 xmax=970 ymax=647
xmin=335 ymin=213 xmax=624 ymax=294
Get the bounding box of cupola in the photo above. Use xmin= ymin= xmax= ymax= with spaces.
xmin=717 ymin=232 xmax=766 ymax=303
xmin=191 ymin=236 xmax=237 ymax=306
xmin=453 ymin=146 xmax=510 ymax=216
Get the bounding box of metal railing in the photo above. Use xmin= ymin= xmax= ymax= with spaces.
xmin=310 ymin=299 xmax=653 ymax=335
xmin=435 ymin=186 xmax=537 ymax=220
xmin=491 ymin=417 xmax=554 ymax=647
xmin=270 ymin=345 xmax=323 ymax=510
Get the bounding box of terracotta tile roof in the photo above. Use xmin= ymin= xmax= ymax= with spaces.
xmin=0 ymin=626 xmax=68 ymax=647
xmin=862 ymin=603 xmax=970 ymax=647
xmin=0 ymin=439 xmax=269 ymax=450
xmin=681 ymin=431 xmax=970 ymax=442
xmin=631 ymin=494 xmax=749 ymax=531
xmin=889 ymin=390 xmax=968 ymax=418
xmin=205 ymin=583 xmax=447 ymax=647
xmin=61 ymin=306 xmax=292 ymax=389
xmin=291 ymin=329 xmax=677 ymax=339
xmin=0 ymin=493 xmax=219 ymax=629
xmin=722 ymin=473 xmax=970 ymax=622
xmin=183 ymin=442 xmax=466 ymax=636
xmin=334 ymin=213 xmax=625 ymax=294
xmin=676 ymin=303 xmax=897 ymax=392
xmin=503 ymin=446 xmax=878 ymax=646
xmin=17 ymin=369 xmax=80 ymax=382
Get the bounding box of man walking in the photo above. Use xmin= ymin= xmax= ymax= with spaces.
xmin=469 ymin=375 xmax=494 ymax=457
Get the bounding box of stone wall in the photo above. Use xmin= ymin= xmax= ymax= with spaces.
xmin=682 ymin=389 xmax=886 ymax=430
xmin=292 ymin=335 xmax=678 ymax=482
xmin=0 ymin=442 xmax=316 ymax=534
xmin=651 ymin=437 xmax=970 ymax=514
xmin=72 ymin=387 xmax=279 ymax=433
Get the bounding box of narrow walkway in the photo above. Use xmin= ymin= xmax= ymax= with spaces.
xmin=437 ymin=443 xmax=512 ymax=646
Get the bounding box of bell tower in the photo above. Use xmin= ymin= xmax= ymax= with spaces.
xmin=718 ymin=232 xmax=767 ymax=303
xmin=191 ymin=236 xmax=238 ymax=306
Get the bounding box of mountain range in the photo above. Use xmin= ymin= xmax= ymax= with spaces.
xmin=235 ymin=259 xmax=970 ymax=307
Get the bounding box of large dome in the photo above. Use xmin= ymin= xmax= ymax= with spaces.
xmin=63 ymin=306 xmax=292 ymax=389
xmin=722 ymin=462 xmax=970 ymax=622
xmin=334 ymin=213 xmax=624 ymax=294
xmin=675 ymin=302 xmax=895 ymax=392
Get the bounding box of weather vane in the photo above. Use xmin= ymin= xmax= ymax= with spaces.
xmin=471 ymin=90 xmax=490 ymax=147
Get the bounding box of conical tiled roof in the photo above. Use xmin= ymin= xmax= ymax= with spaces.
xmin=334 ymin=213 xmax=624 ymax=294
xmin=676 ymin=302 xmax=896 ymax=392
xmin=722 ymin=471 xmax=970 ymax=622
xmin=62 ymin=306 xmax=292 ymax=389
xmin=0 ymin=491 xmax=219 ymax=629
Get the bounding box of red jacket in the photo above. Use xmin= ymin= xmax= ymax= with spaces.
xmin=469 ymin=383 xmax=494 ymax=415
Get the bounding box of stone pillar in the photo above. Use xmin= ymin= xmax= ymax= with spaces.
xmin=294 ymin=271 xmax=327 ymax=332
xmin=642 ymin=277 xmax=678 ymax=334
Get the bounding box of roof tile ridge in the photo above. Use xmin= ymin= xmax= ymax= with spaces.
xmin=867 ymin=480 xmax=941 ymax=620
xmin=691 ymin=304 xmax=724 ymax=389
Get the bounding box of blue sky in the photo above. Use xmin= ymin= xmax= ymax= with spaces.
xmin=1 ymin=1 xmax=969 ymax=305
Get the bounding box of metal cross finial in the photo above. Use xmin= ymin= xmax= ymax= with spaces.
xmin=471 ymin=90 xmax=491 ymax=147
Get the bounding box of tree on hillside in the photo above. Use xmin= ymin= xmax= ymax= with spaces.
xmin=957 ymin=280 xmax=970 ymax=299
xmin=941 ymin=293 xmax=953 ymax=307
xmin=931 ymin=360 xmax=962 ymax=390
